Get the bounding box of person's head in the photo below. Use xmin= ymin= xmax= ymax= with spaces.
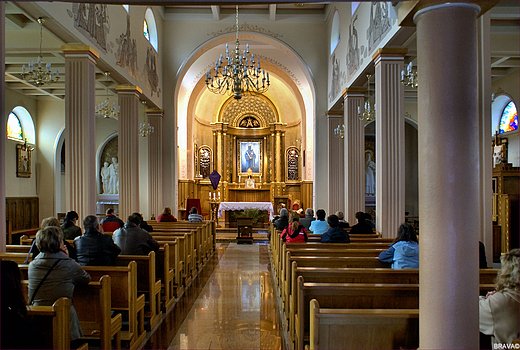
xmin=84 ymin=215 xmax=100 ymax=231
xmin=127 ymin=213 xmax=141 ymax=226
xmin=355 ymin=211 xmax=365 ymax=223
xmin=316 ymin=209 xmax=326 ymax=221
xmin=112 ymin=157 xmax=118 ymax=164
xmin=394 ymin=223 xmax=418 ymax=244
xmin=106 ymin=208 xmax=115 ymax=216
xmin=495 ymin=248 xmax=519 ymax=292
xmin=335 ymin=211 xmax=344 ymax=221
xmin=104 ymin=161 xmax=109 ymax=167
xmin=280 ymin=208 xmax=289 ymax=218
xmin=190 ymin=207 xmax=198 ymax=214
xmin=64 ymin=211 xmax=79 ymax=225
xmin=132 ymin=212 xmax=144 ymax=223
xmin=364 ymin=212 xmax=373 ymax=221
xmin=327 ymin=215 xmax=339 ymax=228
xmin=35 ymin=226 xmax=63 ymax=253
xmin=41 ymin=217 xmax=60 ymax=229
xmin=1 ymin=260 xmax=27 ymax=317
xmin=162 ymin=207 xmax=172 ymax=215
xmin=305 ymin=208 xmax=314 ymax=217
xmin=289 ymin=211 xmax=301 ymax=231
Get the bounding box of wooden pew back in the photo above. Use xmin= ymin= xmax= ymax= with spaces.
xmin=26 ymin=297 xmax=70 ymax=349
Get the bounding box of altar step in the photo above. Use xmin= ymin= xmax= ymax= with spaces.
xmin=216 ymin=227 xmax=269 ymax=242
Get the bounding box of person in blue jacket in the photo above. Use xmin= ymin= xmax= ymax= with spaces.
xmin=379 ymin=223 xmax=419 ymax=269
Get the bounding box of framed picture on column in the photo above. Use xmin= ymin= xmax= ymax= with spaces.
xmin=238 ymin=140 xmax=262 ymax=175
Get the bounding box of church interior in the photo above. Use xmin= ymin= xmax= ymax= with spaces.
xmin=1 ymin=1 xmax=519 ymax=349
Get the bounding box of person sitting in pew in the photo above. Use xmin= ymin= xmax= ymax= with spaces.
xmin=100 ymin=208 xmax=125 ymax=232
xmin=273 ymin=207 xmax=289 ymax=231
xmin=75 ymin=215 xmax=121 ymax=266
xmin=321 ymin=215 xmax=350 ymax=243
xmin=28 ymin=226 xmax=91 ymax=343
xmin=335 ymin=211 xmax=350 ymax=229
xmin=364 ymin=212 xmax=376 ymax=229
xmin=157 ymin=207 xmax=178 ymax=222
xmin=1 ymin=260 xmax=48 ymax=349
xmin=133 ymin=212 xmax=154 ymax=232
xmin=281 ymin=211 xmax=308 ymax=243
xmin=378 ymin=223 xmax=419 ymax=269
xmin=349 ymin=211 xmax=375 ymax=235
xmin=309 ymin=209 xmax=328 ymax=234
xmin=26 ymin=217 xmax=76 ymax=263
xmin=113 ymin=213 xmax=160 ymax=255
xmin=299 ymin=208 xmax=315 ymax=230
xmin=188 ymin=207 xmax=204 ymax=223
xmin=479 ymin=248 xmax=519 ymax=347
xmin=61 ymin=211 xmax=82 ymax=240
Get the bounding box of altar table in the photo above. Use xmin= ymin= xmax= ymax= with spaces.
xmin=218 ymin=202 xmax=275 ymax=221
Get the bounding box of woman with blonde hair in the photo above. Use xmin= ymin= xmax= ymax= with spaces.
xmin=479 ymin=248 xmax=519 ymax=346
xmin=157 ymin=207 xmax=177 ymax=222
xmin=280 ymin=211 xmax=307 ymax=243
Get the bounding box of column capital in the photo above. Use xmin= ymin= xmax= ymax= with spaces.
xmin=61 ymin=45 xmax=99 ymax=61
xmin=116 ymin=85 xmax=142 ymax=94
xmin=145 ymin=108 xmax=164 ymax=117
xmin=372 ymin=48 xmax=408 ymax=62
xmin=398 ymin=1 xmax=497 ymax=27
xmin=343 ymin=87 xmax=366 ymax=99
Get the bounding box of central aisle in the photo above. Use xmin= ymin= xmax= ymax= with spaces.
xmin=168 ymin=242 xmax=282 ymax=349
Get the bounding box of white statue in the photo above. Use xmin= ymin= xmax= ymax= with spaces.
xmin=109 ymin=157 xmax=119 ymax=194
xmin=365 ymin=152 xmax=376 ymax=196
xmin=100 ymin=161 xmax=111 ymax=194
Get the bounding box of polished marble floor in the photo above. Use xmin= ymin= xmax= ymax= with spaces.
xmin=144 ymin=242 xmax=282 ymax=350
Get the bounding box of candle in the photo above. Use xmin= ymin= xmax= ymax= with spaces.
xmin=213 ymin=193 xmax=216 ymax=200
xmin=209 ymin=192 xmax=211 ymax=200
xmin=218 ymin=192 xmax=221 ymax=200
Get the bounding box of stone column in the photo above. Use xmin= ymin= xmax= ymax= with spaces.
xmin=478 ymin=12 xmax=493 ymax=267
xmin=0 ymin=2 xmax=6 ymax=252
xmin=415 ymin=4 xmax=481 ymax=349
xmin=327 ymin=112 xmax=344 ymax=215
xmin=116 ymin=85 xmax=142 ymax=219
xmin=373 ymin=48 xmax=407 ymax=238
xmin=275 ymin=130 xmax=281 ymax=182
xmin=62 ymin=45 xmax=99 ymax=223
xmin=343 ymin=89 xmax=366 ymax=225
xmin=146 ymin=108 xmax=163 ymax=220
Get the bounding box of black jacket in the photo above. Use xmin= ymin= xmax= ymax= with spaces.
xmin=349 ymin=221 xmax=375 ymax=235
xmin=273 ymin=216 xmax=289 ymax=231
xmin=74 ymin=228 xmax=121 ymax=266
xmin=321 ymin=226 xmax=350 ymax=243
xmin=113 ymin=222 xmax=159 ymax=255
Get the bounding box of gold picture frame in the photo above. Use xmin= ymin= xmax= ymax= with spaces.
xmin=238 ymin=139 xmax=262 ymax=176
xmin=16 ymin=143 xmax=32 ymax=178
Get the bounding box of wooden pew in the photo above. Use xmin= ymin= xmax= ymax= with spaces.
xmin=0 ymin=252 xmax=32 ymax=264
xmin=115 ymin=252 xmax=163 ymax=330
xmin=26 ymin=297 xmax=71 ymax=349
xmin=153 ymin=233 xmax=189 ymax=282
xmin=155 ymin=242 xmax=181 ymax=311
xmin=309 ymin=300 xmax=419 ymax=350
xmin=6 ymin=244 xmax=32 ymax=253
xmin=82 ymin=262 xmax=146 ymax=350
xmin=74 ymin=275 xmax=123 ymax=350
xmin=153 ymin=229 xmax=197 ymax=272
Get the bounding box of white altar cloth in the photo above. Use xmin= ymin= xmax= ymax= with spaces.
xmin=218 ymin=202 xmax=274 ymax=220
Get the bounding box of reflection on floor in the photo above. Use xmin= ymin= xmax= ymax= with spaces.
xmin=144 ymin=243 xmax=282 ymax=350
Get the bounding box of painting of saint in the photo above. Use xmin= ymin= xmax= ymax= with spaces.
xmin=240 ymin=141 xmax=260 ymax=174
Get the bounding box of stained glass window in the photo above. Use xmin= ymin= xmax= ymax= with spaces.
xmin=143 ymin=19 xmax=150 ymax=42
xmin=7 ymin=112 xmax=23 ymax=140
xmin=499 ymin=101 xmax=518 ymax=134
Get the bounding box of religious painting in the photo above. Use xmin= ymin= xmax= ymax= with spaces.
xmin=238 ymin=140 xmax=262 ymax=175
xmin=16 ymin=143 xmax=32 ymax=178
xmin=286 ymin=147 xmax=299 ymax=181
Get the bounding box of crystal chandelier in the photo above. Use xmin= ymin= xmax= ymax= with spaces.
xmin=401 ymin=62 xmax=418 ymax=88
xmin=21 ymin=17 xmax=59 ymax=87
xmin=358 ymin=74 xmax=376 ymax=123
xmin=95 ymin=72 xmax=120 ymax=119
xmin=205 ymin=6 xmax=270 ymax=100
xmin=139 ymin=101 xmax=154 ymax=137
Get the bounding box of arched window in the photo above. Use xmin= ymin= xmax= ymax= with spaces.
xmin=144 ymin=8 xmax=158 ymax=52
xmin=6 ymin=106 xmax=35 ymax=144
xmin=499 ymin=101 xmax=518 ymax=134
xmin=330 ymin=11 xmax=340 ymax=55
xmin=7 ymin=112 xmax=23 ymax=140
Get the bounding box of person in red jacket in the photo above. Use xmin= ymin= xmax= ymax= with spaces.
xmin=280 ymin=212 xmax=307 ymax=243
xmin=100 ymin=208 xmax=124 ymax=233
xmin=157 ymin=207 xmax=177 ymax=222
